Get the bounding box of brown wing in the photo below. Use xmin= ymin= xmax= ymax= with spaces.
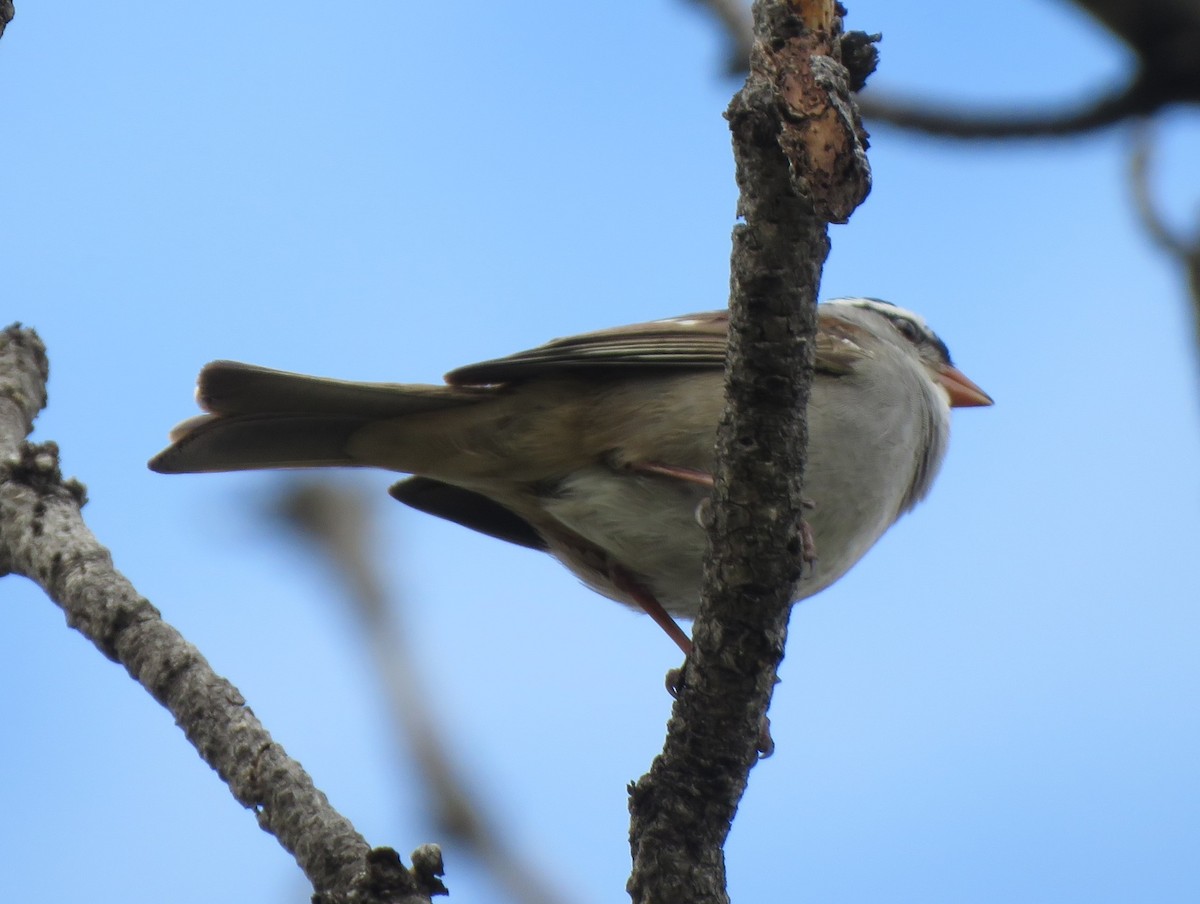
xmin=445 ymin=311 xmax=730 ymax=385
xmin=811 ymin=311 xmax=875 ymax=376
xmin=445 ymin=307 xmax=870 ymax=386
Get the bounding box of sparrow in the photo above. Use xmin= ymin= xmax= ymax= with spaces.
xmin=150 ymin=299 xmax=991 ymax=654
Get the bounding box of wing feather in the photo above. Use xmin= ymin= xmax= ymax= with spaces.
xmin=445 ymin=307 xmax=870 ymax=386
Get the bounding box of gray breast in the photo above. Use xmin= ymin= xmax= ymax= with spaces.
xmin=799 ymin=343 xmax=950 ymax=597
xmin=538 ymin=350 xmax=950 ymax=618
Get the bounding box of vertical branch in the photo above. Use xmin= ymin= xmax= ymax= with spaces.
xmin=627 ymin=1 xmax=872 ymax=902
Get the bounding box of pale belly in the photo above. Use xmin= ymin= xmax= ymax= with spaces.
xmin=540 ymin=458 xmax=902 ymax=618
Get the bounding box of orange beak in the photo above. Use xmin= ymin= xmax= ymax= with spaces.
xmin=937 ymin=364 xmax=993 ymax=408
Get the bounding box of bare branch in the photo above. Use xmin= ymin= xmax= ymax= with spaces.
xmin=0 ymin=326 xmax=443 ymax=904
xmin=1129 ymin=124 xmax=1197 ymax=257
xmin=274 ymin=479 xmax=575 ymax=904
xmin=1073 ymin=0 xmax=1200 ymax=95
xmin=627 ymin=1 xmax=871 ymax=901
xmin=857 ymin=80 xmax=1154 ymax=140
xmin=1128 ymin=124 xmax=1200 ymax=356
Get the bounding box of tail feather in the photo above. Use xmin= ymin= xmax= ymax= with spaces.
xmin=198 ymin=361 xmax=472 ymax=418
xmin=149 ymin=361 xmax=484 ymax=475
xmin=149 ymin=414 xmax=370 ymax=473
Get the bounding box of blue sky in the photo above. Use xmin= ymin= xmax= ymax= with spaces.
xmin=3 ymin=2 xmax=1198 ymax=902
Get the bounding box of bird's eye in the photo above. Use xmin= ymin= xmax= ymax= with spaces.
xmin=892 ymin=317 xmax=922 ymax=343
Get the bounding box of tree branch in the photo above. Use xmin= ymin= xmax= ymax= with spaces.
xmin=1129 ymin=124 xmax=1200 ymax=359
xmin=0 ymin=326 xmax=444 ymax=904
xmin=627 ymin=2 xmax=871 ymax=901
xmin=857 ymin=80 xmax=1155 ymax=140
xmin=0 ymin=0 xmax=13 ymax=40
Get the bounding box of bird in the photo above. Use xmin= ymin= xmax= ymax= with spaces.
xmin=150 ymin=298 xmax=991 ymax=654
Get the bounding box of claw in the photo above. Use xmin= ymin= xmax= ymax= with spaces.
xmin=665 ymin=665 xmax=685 ymax=698
xmin=757 ymin=714 xmax=775 ymax=758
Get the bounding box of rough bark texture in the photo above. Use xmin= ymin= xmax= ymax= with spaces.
xmin=626 ymin=2 xmax=871 ymax=902
xmin=0 ymin=325 xmax=46 ymax=472
xmin=0 ymin=325 xmax=444 ymax=904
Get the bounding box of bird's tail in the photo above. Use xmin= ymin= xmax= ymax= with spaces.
xmin=148 ymin=360 xmax=483 ymax=474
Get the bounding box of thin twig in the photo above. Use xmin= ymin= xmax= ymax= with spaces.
xmin=1129 ymin=124 xmax=1200 ymax=360
xmin=857 ymin=80 xmax=1154 ymax=140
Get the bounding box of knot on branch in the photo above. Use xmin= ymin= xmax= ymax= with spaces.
xmin=317 ymin=845 xmax=447 ymax=903
xmin=841 ymin=30 xmax=881 ymax=92
xmin=405 ymin=845 xmax=448 ymax=898
xmin=732 ymin=6 xmax=872 ymax=224
xmin=4 ymin=441 xmax=88 ymax=508
xmin=761 ymin=37 xmax=872 ymax=222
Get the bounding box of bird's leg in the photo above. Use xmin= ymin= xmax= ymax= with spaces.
xmin=609 ymin=564 xmax=693 ymax=657
xmin=627 ymin=461 xmax=714 ymax=489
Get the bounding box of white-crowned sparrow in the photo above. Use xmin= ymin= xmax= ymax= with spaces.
xmin=151 ymin=298 xmax=991 ymax=653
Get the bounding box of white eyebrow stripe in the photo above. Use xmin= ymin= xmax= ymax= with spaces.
xmin=832 ymin=297 xmax=932 ymax=333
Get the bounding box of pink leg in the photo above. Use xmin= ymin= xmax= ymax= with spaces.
xmin=610 ymin=565 xmax=693 ymax=656
xmin=628 ymin=461 xmax=714 ymax=489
